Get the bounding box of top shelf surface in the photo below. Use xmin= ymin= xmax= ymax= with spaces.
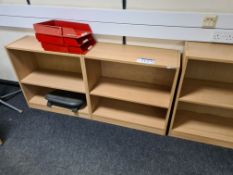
xmin=185 ymin=42 xmax=233 ymax=64
xmin=6 ymin=35 xmax=82 ymax=57
xmin=86 ymin=43 xmax=180 ymax=68
xmin=6 ymin=35 xmax=180 ymax=68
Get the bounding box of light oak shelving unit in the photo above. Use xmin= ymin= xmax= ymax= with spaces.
xmin=6 ymin=35 xmax=180 ymax=135
xmin=6 ymin=36 xmax=89 ymax=118
xmin=169 ymin=42 xmax=233 ymax=148
xmin=85 ymin=42 xmax=180 ymax=134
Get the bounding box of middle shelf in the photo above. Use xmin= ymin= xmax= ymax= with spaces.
xmin=179 ymin=78 xmax=233 ymax=109
xmin=91 ymin=77 xmax=171 ymax=108
xmin=21 ymin=70 xmax=85 ymax=93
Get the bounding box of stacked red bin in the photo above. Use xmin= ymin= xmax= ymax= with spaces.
xmin=33 ymin=20 xmax=96 ymax=54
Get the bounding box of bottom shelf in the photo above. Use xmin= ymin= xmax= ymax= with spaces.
xmin=27 ymin=89 xmax=89 ymax=118
xmin=171 ymin=110 xmax=233 ymax=148
xmin=92 ymin=97 xmax=167 ymax=134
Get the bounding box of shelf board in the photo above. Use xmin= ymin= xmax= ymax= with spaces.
xmin=185 ymin=42 xmax=233 ymax=64
xmin=179 ymin=78 xmax=233 ymax=110
xmin=93 ymin=98 xmax=166 ymax=133
xmin=29 ymin=94 xmax=89 ymax=118
xmin=91 ymin=77 xmax=171 ymax=108
xmin=172 ymin=110 xmax=233 ymax=147
xmin=6 ymin=36 xmax=181 ymax=68
xmin=6 ymin=35 xmax=81 ymax=58
xmin=85 ymin=42 xmax=180 ymax=69
xmin=21 ymin=70 xmax=85 ymax=93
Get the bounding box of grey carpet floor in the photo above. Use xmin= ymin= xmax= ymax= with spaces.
xmin=0 ymin=83 xmax=233 ymax=175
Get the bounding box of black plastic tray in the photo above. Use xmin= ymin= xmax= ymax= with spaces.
xmin=45 ymin=90 xmax=86 ymax=112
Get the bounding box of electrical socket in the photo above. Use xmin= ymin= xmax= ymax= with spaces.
xmin=211 ymin=30 xmax=233 ymax=43
xmin=202 ymin=15 xmax=218 ymax=28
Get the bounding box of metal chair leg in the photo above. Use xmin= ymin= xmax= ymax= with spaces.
xmin=0 ymin=99 xmax=23 ymax=113
xmin=0 ymin=89 xmax=22 ymax=99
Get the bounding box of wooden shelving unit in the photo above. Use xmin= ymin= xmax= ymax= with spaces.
xmin=169 ymin=42 xmax=233 ymax=148
xmin=6 ymin=36 xmax=89 ymax=119
xmin=7 ymin=36 xmax=233 ymax=147
xmin=6 ymin=35 xmax=180 ymax=135
xmin=85 ymin=42 xmax=180 ymax=134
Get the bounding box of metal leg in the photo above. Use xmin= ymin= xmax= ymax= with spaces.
xmin=0 ymin=99 xmax=23 ymax=113
xmin=0 ymin=89 xmax=22 ymax=99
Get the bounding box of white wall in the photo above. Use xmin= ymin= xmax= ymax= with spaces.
xmin=30 ymin=0 xmax=122 ymax=9
xmin=0 ymin=0 xmax=25 ymax=4
xmin=0 ymin=27 xmax=33 ymax=81
xmin=127 ymin=37 xmax=184 ymax=51
xmin=126 ymin=0 xmax=233 ymax=48
xmin=2 ymin=0 xmax=232 ymax=12
xmin=95 ymin=35 xmax=122 ymax=44
xmin=128 ymin=0 xmax=233 ymax=13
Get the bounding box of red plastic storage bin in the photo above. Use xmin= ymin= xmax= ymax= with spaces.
xmin=34 ymin=20 xmax=92 ymax=38
xmin=35 ymin=33 xmax=64 ymax=45
xmin=33 ymin=20 xmax=96 ymax=54
xmin=41 ymin=39 xmax=96 ymax=54
xmin=35 ymin=33 xmax=94 ymax=47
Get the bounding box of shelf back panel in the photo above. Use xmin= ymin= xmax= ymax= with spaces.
xmin=34 ymin=53 xmax=82 ymax=74
xmin=178 ymin=102 xmax=233 ymax=119
xmin=185 ymin=60 xmax=233 ymax=83
xmin=7 ymin=50 xmax=38 ymax=81
xmin=85 ymin=59 xmax=175 ymax=91
xmin=101 ymin=61 xmax=175 ymax=87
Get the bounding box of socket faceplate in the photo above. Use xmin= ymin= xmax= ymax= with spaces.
xmin=202 ymin=16 xmax=218 ymax=28
xmin=212 ymin=30 xmax=233 ymax=44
